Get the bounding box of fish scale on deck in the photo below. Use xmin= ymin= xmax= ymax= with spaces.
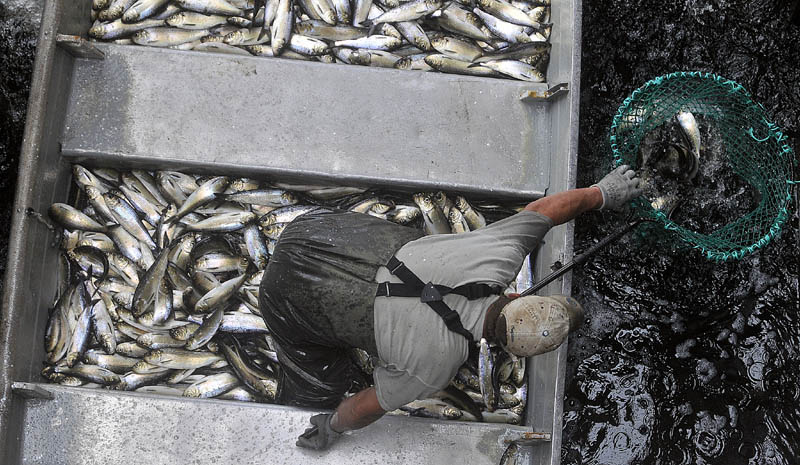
xmin=42 ymin=164 xmax=530 ymax=423
xmin=87 ymin=0 xmax=553 ymax=81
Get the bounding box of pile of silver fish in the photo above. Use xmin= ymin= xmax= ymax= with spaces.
xmin=42 ymin=164 xmax=528 ymax=423
xmin=87 ymin=0 xmax=552 ymax=81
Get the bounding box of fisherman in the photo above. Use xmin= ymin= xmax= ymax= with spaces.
xmin=258 ymin=165 xmax=642 ymax=450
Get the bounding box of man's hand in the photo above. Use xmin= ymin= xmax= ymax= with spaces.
xmin=296 ymin=413 xmax=342 ymax=451
xmin=591 ymin=165 xmax=643 ymax=211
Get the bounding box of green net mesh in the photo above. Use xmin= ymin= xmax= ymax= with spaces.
xmin=609 ymin=71 xmax=797 ymax=261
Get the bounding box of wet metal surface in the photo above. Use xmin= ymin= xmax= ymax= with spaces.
xmin=61 ymin=43 xmax=553 ymax=198
xmin=15 ymin=382 xmax=534 ymax=464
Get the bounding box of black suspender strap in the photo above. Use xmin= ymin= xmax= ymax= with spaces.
xmin=376 ymin=257 xmax=504 ymax=300
xmin=377 ymin=256 xmax=503 ymax=345
xmin=375 ymin=282 xmax=503 ymax=299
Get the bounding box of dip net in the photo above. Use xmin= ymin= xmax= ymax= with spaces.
xmin=609 ymin=71 xmax=797 ymax=261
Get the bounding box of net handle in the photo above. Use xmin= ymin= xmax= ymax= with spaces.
xmin=520 ymin=218 xmax=649 ymax=296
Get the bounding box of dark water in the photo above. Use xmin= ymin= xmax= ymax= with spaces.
xmin=0 ymin=2 xmax=37 ymax=296
xmin=0 ymin=1 xmax=798 ymax=464
xmin=564 ymin=1 xmax=799 ymax=464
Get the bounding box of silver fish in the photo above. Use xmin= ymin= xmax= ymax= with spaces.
xmin=166 ymin=11 xmax=230 ymax=29
xmin=424 ymin=54 xmax=497 ymax=77
xmin=220 ymin=178 xmax=258 ymax=194
xmin=219 ymin=338 xmax=277 ymax=401
xmin=288 ymin=34 xmax=330 ymax=55
xmin=478 ymin=338 xmax=496 ymax=411
xmin=118 ymin=184 xmax=162 ymax=227
xmin=353 ymin=0 xmax=373 ymax=26
xmin=334 ymin=35 xmax=401 ymax=50
xmin=116 ymin=341 xmax=150 ymax=358
xmin=170 ymin=322 xmax=201 ymax=341
xmin=218 ymin=386 xmax=260 ymax=402
xmin=132 ymin=27 xmax=211 ymax=46
xmin=107 ymin=225 xmax=144 ymax=267
xmin=676 ymin=111 xmax=701 ymax=171
xmin=73 ymin=165 xmax=110 ymax=194
xmin=103 ymin=191 xmax=158 ymax=249
xmin=476 ymin=0 xmax=541 ymax=28
xmin=224 ymin=27 xmax=271 ymax=45
xmin=395 ymin=55 xmax=434 ymax=71
xmin=260 ymin=205 xmax=316 ymax=226
xmin=528 ymin=5 xmax=549 ymax=23
xmin=430 ymin=36 xmax=482 ymax=61
xmin=295 ymin=20 xmax=368 ymax=41
xmin=65 ymin=301 xmax=93 ymax=368
xmin=174 ymin=0 xmax=245 ymax=16
xmin=114 ymin=370 xmax=172 ymax=390
xmin=474 ymin=59 xmax=544 ymax=82
xmin=173 ymin=176 xmax=230 ymax=221
xmin=472 ymin=8 xmax=531 ymax=43
xmin=84 ymin=350 xmax=140 ymax=373
xmin=194 ymin=272 xmax=250 ymax=313
xmin=125 ymin=171 xmax=169 ymax=208
xmin=45 ymin=298 xmax=72 ymax=364
xmin=185 ymin=307 xmax=225 ymax=350
xmin=482 ymin=408 xmax=521 ymax=424
xmin=87 ymin=18 xmax=160 ymax=40
xmin=132 ymin=248 xmax=171 ymax=316
xmin=122 ymin=0 xmax=171 ymax=22
xmin=448 ymin=207 xmax=470 ymax=233
xmin=52 ymin=363 xmax=121 ymax=385
xmin=151 ymin=3 xmax=183 ymax=20
xmin=471 ymin=41 xmax=549 ymax=63
xmin=89 ymin=289 xmax=117 ymax=354
xmin=72 ymin=231 xmax=115 ymax=253
xmin=400 ymin=399 xmax=462 ymax=420
xmin=182 ymin=211 xmax=257 ymax=232
xmin=455 ymin=196 xmax=486 ymax=229
xmin=49 ymin=204 xmax=107 ymax=232
xmin=435 ymin=3 xmax=492 ymax=41
xmin=365 ymin=0 xmax=442 ymax=25
xmin=299 ymin=0 xmax=337 ymax=25
xmin=169 ymin=234 xmax=196 ymax=271
xmin=330 ymin=0 xmax=351 ymax=23
xmin=413 ymin=193 xmax=452 ymax=234
xmin=243 ymin=224 xmax=270 ymax=269
xmin=270 ymin=0 xmax=293 ymax=55
xmin=145 ymin=348 xmax=224 ymax=369
xmin=386 ymin=204 xmax=421 ymax=224
xmin=183 ymin=372 xmax=240 ymax=398
xmin=98 ymin=0 xmax=137 ymax=21
xmin=187 ymin=312 xmax=268 ymax=333
xmin=152 ymin=279 xmax=174 ymax=324
xmin=349 ymin=49 xmax=402 ymax=67
xmin=432 ymin=191 xmax=454 ymax=216
xmin=132 ymin=360 xmax=172 ymax=374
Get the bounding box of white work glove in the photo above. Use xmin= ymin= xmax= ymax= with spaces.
xmin=591 ymin=165 xmax=642 ymax=211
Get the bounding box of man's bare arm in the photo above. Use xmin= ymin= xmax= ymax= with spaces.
xmin=330 ymin=387 xmax=386 ymax=432
xmin=525 ymin=187 xmax=603 ymax=226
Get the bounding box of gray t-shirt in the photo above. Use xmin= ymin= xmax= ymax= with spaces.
xmin=371 ymin=210 xmax=553 ymax=411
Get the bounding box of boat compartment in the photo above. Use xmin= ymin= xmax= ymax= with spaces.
xmin=0 ymin=0 xmax=581 ymax=463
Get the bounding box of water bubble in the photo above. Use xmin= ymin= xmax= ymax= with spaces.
xmin=747 ymin=361 xmax=765 ymax=382
xmin=613 ymin=431 xmax=630 ymax=449
xmin=737 ymin=442 xmax=756 ymax=458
